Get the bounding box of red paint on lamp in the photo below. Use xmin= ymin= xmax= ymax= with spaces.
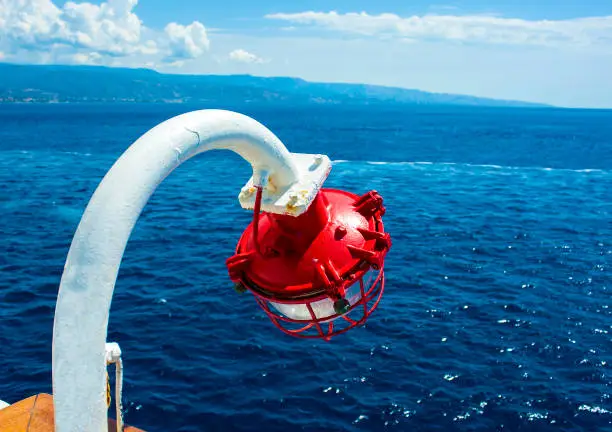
xmin=226 ymin=189 xmax=390 ymax=340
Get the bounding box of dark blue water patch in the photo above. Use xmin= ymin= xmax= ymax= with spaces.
xmin=0 ymin=104 xmax=611 ymax=431
xmin=2 ymin=103 xmax=612 ymax=170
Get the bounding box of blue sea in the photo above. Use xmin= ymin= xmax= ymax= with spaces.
xmin=1 ymin=104 xmax=611 ymax=431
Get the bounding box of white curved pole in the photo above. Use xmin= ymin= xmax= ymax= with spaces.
xmin=52 ymin=109 xmax=322 ymax=431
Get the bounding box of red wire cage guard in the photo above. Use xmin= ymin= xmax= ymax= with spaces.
xmin=226 ymin=187 xmax=391 ymax=341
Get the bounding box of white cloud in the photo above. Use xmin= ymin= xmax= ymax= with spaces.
xmin=61 ymin=0 xmax=148 ymax=55
xmin=0 ymin=51 xmax=5 ymax=60
xmin=0 ymin=0 xmax=62 ymax=47
xmin=266 ymin=11 xmax=612 ymax=48
xmin=0 ymin=0 xmax=154 ymax=56
xmin=228 ymin=48 xmax=265 ymax=64
xmin=71 ymin=51 xmax=103 ymax=65
xmin=0 ymin=0 xmax=210 ymax=64
xmin=164 ymin=21 xmax=209 ymax=60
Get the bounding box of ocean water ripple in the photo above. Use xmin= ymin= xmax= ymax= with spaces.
xmin=1 ymin=104 xmax=611 ymax=431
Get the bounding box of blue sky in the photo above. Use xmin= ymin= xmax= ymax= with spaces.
xmin=2 ymin=0 xmax=612 ymax=107
xmin=119 ymin=0 xmax=612 ymax=25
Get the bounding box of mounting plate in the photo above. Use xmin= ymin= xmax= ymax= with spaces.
xmin=238 ymin=153 xmax=332 ymax=216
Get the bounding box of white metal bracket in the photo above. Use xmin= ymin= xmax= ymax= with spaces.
xmin=238 ymin=153 xmax=332 ymax=216
xmin=105 ymin=342 xmax=122 ymax=364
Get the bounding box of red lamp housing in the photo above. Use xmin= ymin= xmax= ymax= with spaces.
xmin=226 ymin=188 xmax=391 ymax=340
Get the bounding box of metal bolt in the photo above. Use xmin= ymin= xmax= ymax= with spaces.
xmin=335 ymin=226 xmax=347 ymax=239
xmin=233 ymin=282 xmax=247 ymax=294
xmin=287 ymin=194 xmax=298 ymax=206
xmin=240 ymin=187 xmax=255 ymax=197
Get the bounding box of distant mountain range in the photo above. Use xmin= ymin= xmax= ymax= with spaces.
xmin=0 ymin=63 xmax=550 ymax=108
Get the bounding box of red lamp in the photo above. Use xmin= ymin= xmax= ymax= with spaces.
xmin=226 ymin=187 xmax=391 ymax=340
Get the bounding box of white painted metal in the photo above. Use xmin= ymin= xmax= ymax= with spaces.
xmin=239 ymin=153 xmax=331 ymax=216
xmin=52 ymin=109 xmax=332 ymax=431
xmin=104 ymin=342 xmax=122 ymax=365
xmin=105 ymin=343 xmax=124 ymax=432
xmin=0 ymin=399 xmax=9 ymax=410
